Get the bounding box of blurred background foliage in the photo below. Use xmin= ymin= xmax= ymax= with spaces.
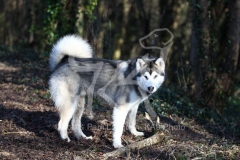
xmin=0 ymin=0 xmax=239 ymax=131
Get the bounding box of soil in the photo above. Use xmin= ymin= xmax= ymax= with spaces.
xmin=0 ymin=54 xmax=239 ymax=159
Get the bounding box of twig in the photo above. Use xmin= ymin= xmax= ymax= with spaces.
xmin=4 ymin=101 xmax=32 ymax=109
xmin=102 ymin=132 xmax=165 ymax=159
xmin=191 ymin=157 xmax=204 ymax=160
xmin=2 ymin=131 xmax=30 ymax=135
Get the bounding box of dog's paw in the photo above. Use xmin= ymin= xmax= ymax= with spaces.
xmin=132 ymin=131 xmax=144 ymax=136
xmin=66 ymin=138 xmax=71 ymax=142
xmin=113 ymin=143 xmax=124 ymax=149
xmin=62 ymin=137 xmax=70 ymax=142
xmin=59 ymin=132 xmax=71 ymax=142
xmin=87 ymin=115 xmax=94 ymax=120
xmin=84 ymin=136 xmax=93 ymax=140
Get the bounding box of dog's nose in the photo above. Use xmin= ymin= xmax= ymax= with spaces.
xmin=148 ymin=86 xmax=154 ymax=92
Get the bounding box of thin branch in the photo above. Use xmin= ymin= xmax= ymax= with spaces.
xmin=2 ymin=132 xmax=30 ymax=135
xmin=102 ymin=132 xmax=165 ymax=159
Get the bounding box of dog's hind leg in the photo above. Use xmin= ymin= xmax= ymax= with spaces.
xmin=58 ymin=99 xmax=78 ymax=142
xmin=72 ymin=93 xmax=93 ymax=140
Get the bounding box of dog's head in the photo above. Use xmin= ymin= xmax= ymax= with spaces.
xmin=135 ymin=56 xmax=165 ymax=94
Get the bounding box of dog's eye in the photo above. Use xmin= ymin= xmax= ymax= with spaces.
xmin=161 ymin=72 xmax=165 ymax=76
xmin=144 ymin=76 xmax=148 ymax=80
xmin=154 ymin=75 xmax=158 ymax=79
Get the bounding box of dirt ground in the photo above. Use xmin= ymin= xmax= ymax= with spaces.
xmin=0 ymin=54 xmax=239 ymax=160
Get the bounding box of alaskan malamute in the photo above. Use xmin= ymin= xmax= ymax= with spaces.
xmin=49 ymin=35 xmax=165 ymax=148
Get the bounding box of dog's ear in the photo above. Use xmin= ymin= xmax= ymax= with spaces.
xmin=136 ymin=58 xmax=145 ymax=71
xmin=155 ymin=58 xmax=165 ymax=69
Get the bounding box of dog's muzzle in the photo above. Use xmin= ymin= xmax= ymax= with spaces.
xmin=148 ymin=86 xmax=154 ymax=93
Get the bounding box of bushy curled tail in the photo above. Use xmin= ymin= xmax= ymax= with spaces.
xmin=49 ymin=35 xmax=93 ymax=71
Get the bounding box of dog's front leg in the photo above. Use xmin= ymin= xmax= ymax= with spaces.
xmin=112 ymin=106 xmax=129 ymax=148
xmin=127 ymin=104 xmax=144 ymax=136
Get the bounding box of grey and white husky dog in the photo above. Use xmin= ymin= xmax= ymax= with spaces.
xmin=49 ymin=35 xmax=165 ymax=148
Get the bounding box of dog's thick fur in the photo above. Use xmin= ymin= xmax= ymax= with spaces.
xmin=49 ymin=35 xmax=165 ymax=148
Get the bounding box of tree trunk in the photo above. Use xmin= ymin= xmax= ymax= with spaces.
xmin=113 ymin=0 xmax=131 ymax=60
xmin=190 ymin=0 xmax=210 ymax=102
xmin=220 ymin=0 xmax=240 ymax=95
